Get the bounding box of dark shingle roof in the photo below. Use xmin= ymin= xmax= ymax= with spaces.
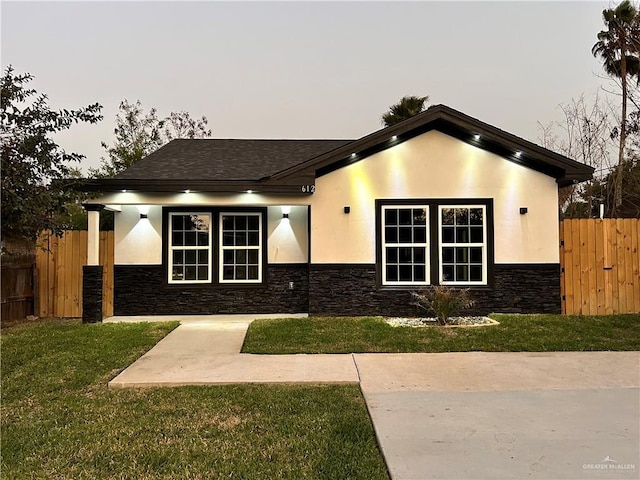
xmin=115 ymin=139 xmax=354 ymax=181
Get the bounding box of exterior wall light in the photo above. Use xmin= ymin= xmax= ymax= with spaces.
xmin=351 ymin=153 xmax=356 ymax=158
xmin=474 ymin=134 xmax=480 ymax=141
xmin=246 ymin=190 xmax=253 ymax=194
xmin=184 ymin=189 xmax=190 ymax=194
xmin=520 ymin=207 xmax=528 ymax=215
xmin=344 ymin=206 xmax=351 ymax=214
xmin=282 ymin=213 xmax=289 ymax=219
xmin=515 ymin=151 xmax=522 ymax=158
xmin=121 ymin=189 xmax=127 ymax=193
xmin=140 ymin=213 xmax=148 ymax=219
xmin=391 ymin=135 xmax=397 ymax=140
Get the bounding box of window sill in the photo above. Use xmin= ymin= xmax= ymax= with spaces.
xmin=162 ymin=282 xmax=268 ymax=290
xmin=378 ymin=284 xmax=493 ymax=291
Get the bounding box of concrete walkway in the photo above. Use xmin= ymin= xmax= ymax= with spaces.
xmin=108 ymin=314 xmax=359 ymax=386
xmin=107 ymin=316 xmax=640 ymax=480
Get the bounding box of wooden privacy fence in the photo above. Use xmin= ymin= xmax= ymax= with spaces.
xmin=35 ymin=231 xmax=114 ymax=318
xmin=560 ymin=218 xmax=640 ymax=315
xmin=1 ymin=254 xmax=35 ymax=322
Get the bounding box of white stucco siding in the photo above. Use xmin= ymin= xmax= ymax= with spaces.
xmin=309 ymin=130 xmax=559 ymax=264
xmin=113 ymin=204 xmax=308 ymax=265
xmin=267 ymin=206 xmax=308 ymax=263
xmin=114 ymin=205 xmax=163 ymax=264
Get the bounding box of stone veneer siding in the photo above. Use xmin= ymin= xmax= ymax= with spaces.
xmin=113 ymin=263 xmax=560 ymax=316
xmin=113 ymin=264 xmax=309 ymax=315
xmin=82 ymin=265 xmax=103 ymax=323
xmin=308 ymin=264 xmax=561 ymax=316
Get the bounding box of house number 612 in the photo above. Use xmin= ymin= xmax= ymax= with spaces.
xmin=301 ymin=185 xmax=316 ymax=193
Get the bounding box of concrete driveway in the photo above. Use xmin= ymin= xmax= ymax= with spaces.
xmin=355 ymin=352 xmax=640 ymax=480
xmin=108 ymin=316 xmax=640 ymax=480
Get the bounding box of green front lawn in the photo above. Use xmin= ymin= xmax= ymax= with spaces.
xmin=242 ymin=314 xmax=640 ymax=354
xmin=1 ymin=321 xmax=388 ymax=479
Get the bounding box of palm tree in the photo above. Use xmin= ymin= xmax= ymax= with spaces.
xmin=592 ymin=0 xmax=640 ymax=213
xmin=381 ymin=95 xmax=429 ymax=127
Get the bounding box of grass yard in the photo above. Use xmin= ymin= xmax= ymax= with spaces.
xmin=1 ymin=320 xmax=388 ymax=480
xmin=242 ymin=314 xmax=640 ymax=354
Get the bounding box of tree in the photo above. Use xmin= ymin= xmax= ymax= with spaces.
xmin=91 ymin=99 xmax=211 ymax=177
xmin=162 ymin=110 xmax=212 ymax=142
xmin=582 ymin=158 xmax=640 ymax=218
xmin=1 ymin=65 xmax=102 ymax=247
xmin=381 ymin=95 xmax=429 ymax=127
xmin=592 ymin=0 xmax=640 ymax=214
xmin=595 ymin=108 xmax=640 ymax=217
xmin=538 ymin=94 xmax=615 ymax=217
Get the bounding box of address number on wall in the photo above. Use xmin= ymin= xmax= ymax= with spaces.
xmin=301 ymin=185 xmax=316 ymax=193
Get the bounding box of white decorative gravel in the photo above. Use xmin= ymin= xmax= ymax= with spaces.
xmin=384 ymin=316 xmax=499 ymax=328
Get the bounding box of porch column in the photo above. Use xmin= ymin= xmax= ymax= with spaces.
xmin=87 ymin=208 xmax=101 ymax=265
xmin=82 ymin=204 xmax=104 ymax=323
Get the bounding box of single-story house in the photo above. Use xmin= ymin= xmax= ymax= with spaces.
xmin=80 ymin=104 xmax=593 ymax=322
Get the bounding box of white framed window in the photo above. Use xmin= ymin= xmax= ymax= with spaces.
xmin=381 ymin=206 xmax=429 ymax=285
xmin=439 ymin=205 xmax=486 ymax=285
xmin=168 ymin=213 xmax=212 ymax=284
xmin=219 ymin=213 xmax=262 ymax=283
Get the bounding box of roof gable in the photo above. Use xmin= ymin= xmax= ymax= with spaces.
xmin=267 ymin=104 xmax=593 ymax=187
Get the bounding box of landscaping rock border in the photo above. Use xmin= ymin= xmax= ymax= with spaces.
xmin=384 ymin=316 xmax=499 ymax=328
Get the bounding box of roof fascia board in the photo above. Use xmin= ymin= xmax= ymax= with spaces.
xmin=78 ymin=178 xmax=314 ymax=195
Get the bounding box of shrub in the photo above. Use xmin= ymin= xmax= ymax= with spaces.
xmin=410 ymin=286 xmax=475 ymax=325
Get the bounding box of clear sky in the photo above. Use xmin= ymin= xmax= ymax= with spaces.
xmin=1 ymin=1 xmax=614 ymax=172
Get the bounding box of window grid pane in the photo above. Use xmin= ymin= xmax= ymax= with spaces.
xmin=220 ymin=213 xmax=262 ymax=282
xmin=382 ymin=206 xmax=429 ymax=285
xmin=440 ymin=206 xmax=485 ymax=284
xmin=169 ymin=213 xmax=211 ymax=283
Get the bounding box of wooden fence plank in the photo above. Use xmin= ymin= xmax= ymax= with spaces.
xmin=623 ymin=219 xmax=635 ymax=313
xmin=69 ymin=231 xmax=79 ymax=316
xmin=610 ymin=220 xmax=620 ymax=314
xmin=50 ymin=233 xmax=58 ymax=317
xmin=586 ymin=219 xmax=597 ymax=315
xmin=594 ymin=220 xmax=605 ymax=315
xmin=634 ymin=221 xmax=640 ymax=313
xmin=57 ymin=232 xmax=65 ymax=317
xmin=559 ymin=220 xmax=566 ymax=314
xmin=603 ymin=220 xmax=614 ymax=314
xmin=35 ymin=233 xmax=48 ymax=317
xmin=579 ymin=219 xmax=590 ymax=315
xmin=615 ymin=218 xmax=626 ymax=314
xmin=65 ymin=231 xmax=74 ymax=316
xmin=571 ymin=220 xmax=583 ymax=314
xmin=71 ymin=231 xmax=81 ymax=315
xmin=53 ymin=232 xmax=62 ymax=317
xmin=64 ymin=231 xmax=76 ymax=317
xmin=562 ymin=220 xmax=572 ymax=314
